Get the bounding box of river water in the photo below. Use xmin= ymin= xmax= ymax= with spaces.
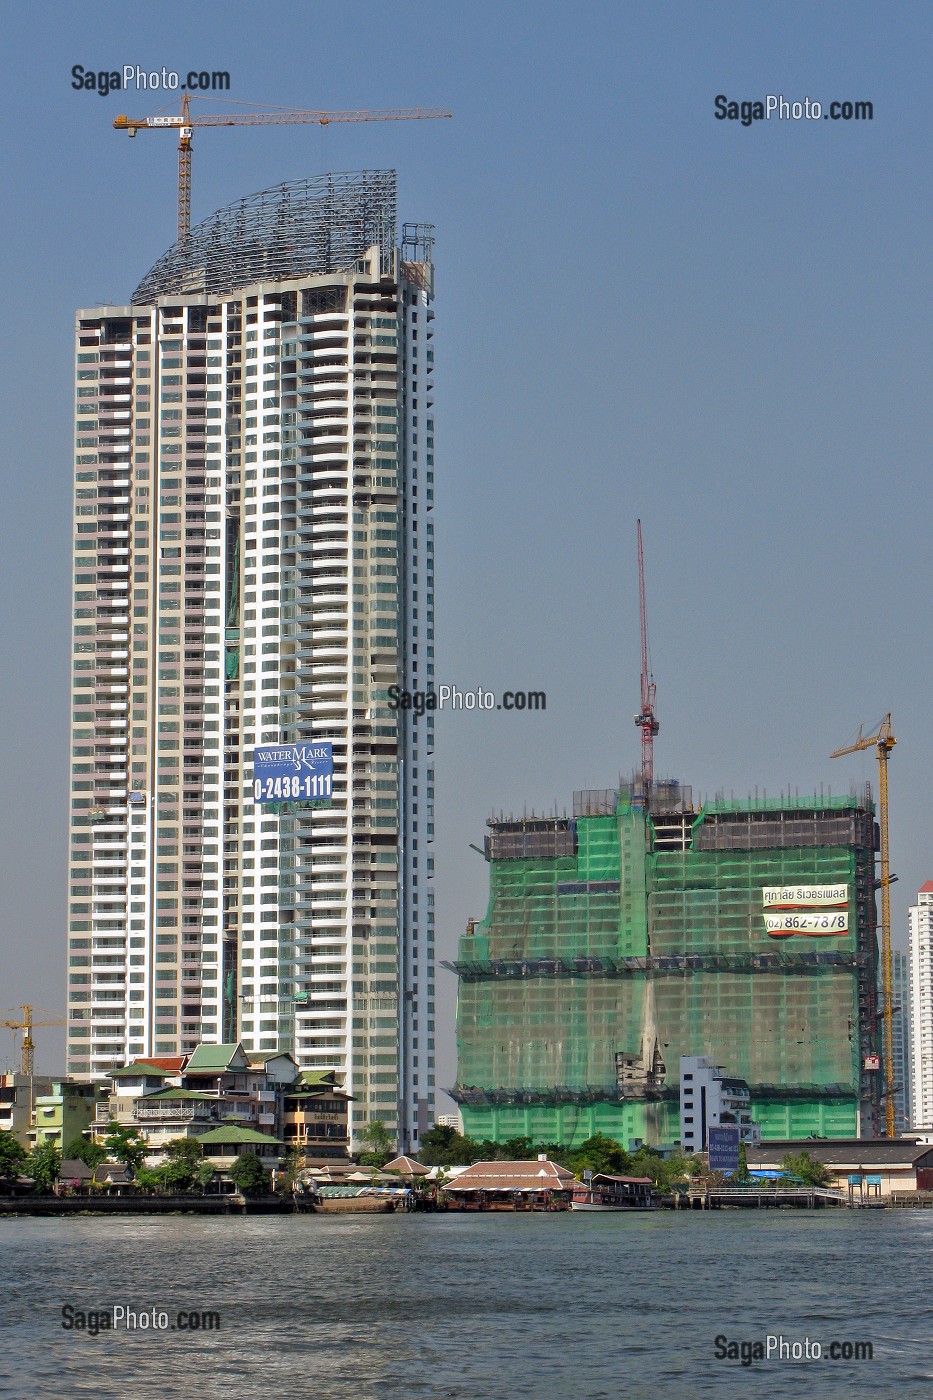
xmin=1 ymin=1209 xmax=931 ymax=1399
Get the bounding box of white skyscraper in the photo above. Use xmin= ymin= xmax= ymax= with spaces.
xmin=66 ymin=172 xmax=436 ymax=1149
xmin=908 ymin=883 xmax=933 ymax=1130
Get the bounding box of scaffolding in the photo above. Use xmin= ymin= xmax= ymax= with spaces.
xmin=132 ymin=170 xmax=398 ymax=303
xmin=454 ymin=789 xmax=879 ymax=1147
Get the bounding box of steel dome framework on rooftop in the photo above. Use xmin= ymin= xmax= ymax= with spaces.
xmin=132 ymin=169 xmax=397 ymax=304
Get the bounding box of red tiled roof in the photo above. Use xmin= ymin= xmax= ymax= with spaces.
xmin=920 ymin=881 xmax=933 ymax=893
xmin=383 ymin=1155 xmax=430 ymax=1175
xmin=133 ymin=1055 xmax=186 ymax=1072
xmin=445 ymin=1159 xmax=575 ymax=1192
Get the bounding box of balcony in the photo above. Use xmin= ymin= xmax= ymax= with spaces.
xmin=133 ymin=1102 xmax=218 ymax=1122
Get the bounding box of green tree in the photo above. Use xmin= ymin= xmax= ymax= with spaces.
xmin=0 ymin=1129 xmax=28 ymax=1183
xmin=158 ymin=1158 xmax=196 ymax=1192
xmin=197 ymin=1161 xmax=217 ymax=1192
xmin=64 ymin=1135 xmax=106 ymax=1169
xmin=228 ymin=1152 xmax=269 ymax=1196
xmin=781 ymin=1150 xmax=831 ymax=1187
xmin=418 ymin=1125 xmax=483 ymax=1167
xmin=28 ymin=1141 xmax=62 ymax=1194
xmin=278 ymin=1146 xmax=303 ymax=1191
xmin=155 ymin=1137 xmax=201 ymax=1190
xmin=736 ymin=1142 xmax=750 ymax=1183
xmin=357 ymin=1118 xmax=394 ymax=1167
xmin=567 ymin=1134 xmax=633 ymax=1177
xmin=418 ymin=1124 xmax=456 ymax=1164
xmin=535 ymin=1142 xmax=574 ymax=1169
xmin=164 ymin=1136 xmax=203 ymax=1166
xmin=134 ymin=1167 xmax=162 ymax=1194
xmin=103 ymin=1121 xmax=147 ymax=1169
xmin=500 ymin=1135 xmax=533 ymax=1159
xmin=624 ymin=1147 xmax=696 ymax=1196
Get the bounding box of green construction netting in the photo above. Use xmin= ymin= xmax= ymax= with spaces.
xmin=460 ymin=1096 xmax=857 ymax=1150
xmin=463 ymin=810 xmax=649 ymax=964
xmin=456 ymin=798 xmax=874 ymax=1144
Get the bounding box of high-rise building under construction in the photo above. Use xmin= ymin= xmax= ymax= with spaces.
xmin=66 ymin=172 xmax=436 ymax=1149
xmin=452 ymin=781 xmax=880 ymax=1145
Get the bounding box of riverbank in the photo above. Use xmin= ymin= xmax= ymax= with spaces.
xmin=6 ymin=1189 xmax=933 ymax=1216
xmin=0 ymin=1194 xmax=291 ymax=1216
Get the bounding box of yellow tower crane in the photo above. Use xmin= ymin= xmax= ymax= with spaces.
xmin=0 ymin=1005 xmax=66 ymax=1077
xmin=830 ymin=714 xmax=896 ymax=1136
xmin=114 ymin=93 xmax=452 ymax=244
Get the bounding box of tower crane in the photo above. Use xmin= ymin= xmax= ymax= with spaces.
xmin=0 ymin=1005 xmax=66 ymax=1077
xmin=634 ymin=519 xmax=659 ymax=801
xmin=830 ymin=714 xmax=896 ymax=1136
xmin=114 ymin=94 xmax=452 ymax=244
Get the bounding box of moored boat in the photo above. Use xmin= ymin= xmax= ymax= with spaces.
xmin=570 ymin=1174 xmax=658 ymax=1210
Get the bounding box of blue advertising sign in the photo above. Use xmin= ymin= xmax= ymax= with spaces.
xmin=707 ymin=1125 xmax=740 ymax=1173
xmin=252 ymin=743 xmax=333 ymax=805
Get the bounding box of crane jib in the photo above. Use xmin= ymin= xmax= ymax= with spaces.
xmin=114 ymin=99 xmax=450 ymax=243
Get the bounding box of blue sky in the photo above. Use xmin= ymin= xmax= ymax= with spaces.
xmin=0 ymin=2 xmax=929 ymax=1094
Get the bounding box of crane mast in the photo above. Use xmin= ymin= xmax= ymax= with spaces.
xmin=634 ymin=520 xmax=659 ymax=801
xmin=830 ymin=714 xmax=896 ymax=1136
xmin=1 ymin=1004 xmax=66 ymax=1076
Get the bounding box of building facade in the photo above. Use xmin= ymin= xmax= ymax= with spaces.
xmin=91 ymin=1042 xmax=316 ymax=1169
xmin=908 ymin=884 xmax=933 ymax=1129
xmin=747 ymin=1137 xmax=933 ymax=1198
xmin=66 ymin=172 xmax=436 ymax=1149
xmin=282 ymin=1069 xmax=352 ymax=1162
xmin=453 ymin=784 xmax=879 ymax=1146
xmin=28 ymin=1080 xmax=98 ymax=1150
xmin=0 ymin=1073 xmax=55 ymax=1147
xmin=679 ymin=1056 xmax=760 ymax=1156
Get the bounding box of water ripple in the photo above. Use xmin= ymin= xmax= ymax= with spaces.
xmin=0 ymin=1211 xmax=930 ymax=1398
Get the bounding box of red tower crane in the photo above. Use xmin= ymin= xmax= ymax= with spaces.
xmin=634 ymin=519 xmax=659 ymax=799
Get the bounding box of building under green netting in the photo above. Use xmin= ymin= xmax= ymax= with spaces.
xmin=451 ymin=783 xmax=880 ymax=1147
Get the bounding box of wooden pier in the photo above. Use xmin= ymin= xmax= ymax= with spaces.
xmin=682 ymin=1184 xmax=852 ymax=1209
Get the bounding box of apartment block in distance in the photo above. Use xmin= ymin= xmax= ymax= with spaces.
xmin=908 ymin=883 xmax=933 ymax=1130
xmin=66 ymin=171 xmax=437 ymax=1150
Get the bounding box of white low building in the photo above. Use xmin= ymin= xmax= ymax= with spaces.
xmin=680 ymin=1055 xmax=760 ymax=1155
